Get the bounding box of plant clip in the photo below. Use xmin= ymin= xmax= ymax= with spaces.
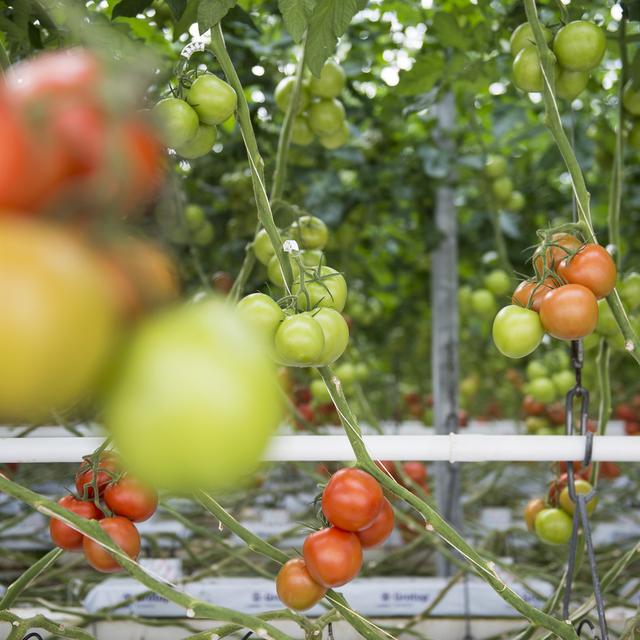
xmin=22 ymin=634 xmax=44 ymax=640
xmin=576 ymin=618 xmax=598 ymax=638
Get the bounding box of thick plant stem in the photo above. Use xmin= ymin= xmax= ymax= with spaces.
xmin=523 ymin=0 xmax=640 ymax=365
xmin=0 ymin=477 xmax=295 ymax=640
xmin=0 ymin=40 xmax=9 ymax=72
xmin=592 ymin=339 xmax=611 ymax=487
xmin=210 ymin=23 xmax=294 ymax=291
xmin=316 ymin=366 xmax=578 ymax=640
xmin=0 ymin=547 xmax=63 ymax=608
xmin=0 ymin=611 xmax=94 ymax=640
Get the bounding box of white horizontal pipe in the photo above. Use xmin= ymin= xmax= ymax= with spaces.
xmin=0 ymin=434 xmax=639 ymax=464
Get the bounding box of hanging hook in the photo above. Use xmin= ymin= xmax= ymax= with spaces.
xmin=327 ymin=622 xmax=335 ymax=640
xmin=23 ymin=634 xmax=44 ymax=640
xmin=241 ymin=632 xmax=253 ymax=640
xmin=576 ymin=618 xmax=598 ymax=638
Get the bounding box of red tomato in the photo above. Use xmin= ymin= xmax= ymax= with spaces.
xmin=539 ymin=284 xmax=598 ymax=340
xmin=557 ymin=244 xmax=617 ymax=299
xmin=49 ymin=495 xmax=104 ymax=551
xmin=276 ymin=559 xmax=326 ymax=611
xmin=293 ymin=385 xmax=312 ymax=404
xmin=625 ymin=421 xmax=640 ymax=435
xmin=82 ymin=516 xmax=141 ymax=573
xmin=75 ymin=454 xmax=120 ymax=499
xmin=356 ymin=498 xmax=395 ymax=549
xmin=512 ymin=278 xmax=556 ymax=312
xmin=375 ymin=460 xmax=399 ymax=480
xmin=533 ymin=233 xmax=582 ymax=275
xmin=546 ymin=403 xmax=566 ymax=426
xmin=615 ymin=404 xmax=637 ymax=422
xmin=295 ymin=402 xmax=315 ymax=428
xmin=211 ymin=271 xmax=234 ymax=294
xmin=599 ymin=461 xmax=621 ymax=479
xmin=458 ymin=408 xmax=470 ymax=426
xmin=302 ymin=527 xmax=362 ymax=587
xmin=402 ymin=462 xmax=427 ymax=484
xmin=522 ymin=395 xmax=546 ymax=417
xmin=104 ymin=476 xmax=158 ymax=523
xmin=322 ymin=468 xmax=383 ymax=531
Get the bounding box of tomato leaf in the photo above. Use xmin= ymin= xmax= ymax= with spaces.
xmin=112 ymin=0 xmax=154 ymax=19
xmin=278 ymin=0 xmax=315 ymax=43
xmin=397 ymin=53 xmax=445 ymax=96
xmin=197 ymin=0 xmax=237 ymax=32
xmin=165 ymin=0 xmax=187 ymax=19
xmin=430 ymin=13 xmax=467 ymax=51
xmin=306 ymin=0 xmax=360 ymax=76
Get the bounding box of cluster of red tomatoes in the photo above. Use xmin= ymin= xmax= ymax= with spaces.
xmin=152 ymin=73 xmax=237 ymax=160
xmin=49 ymin=454 xmax=158 ymax=573
xmin=276 ymin=468 xmax=394 ymax=611
xmin=494 ymin=232 xmax=617 ymax=359
xmin=615 ymin=399 xmax=640 ymax=436
xmin=276 ymin=59 xmax=349 ymax=150
xmin=238 ymin=216 xmax=350 ymax=368
xmin=510 ymin=20 xmax=605 ymax=99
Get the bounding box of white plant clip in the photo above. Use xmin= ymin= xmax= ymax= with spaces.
xmin=180 ymin=37 xmax=209 ymax=60
xmin=283 ymin=239 xmax=299 ymax=253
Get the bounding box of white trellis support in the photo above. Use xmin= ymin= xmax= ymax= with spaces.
xmin=1 ymin=434 xmax=640 ymax=463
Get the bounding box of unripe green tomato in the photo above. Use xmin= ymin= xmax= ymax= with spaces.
xmin=308 ymin=99 xmax=346 ymax=137
xmin=187 ymin=74 xmax=237 ymax=125
xmin=291 ymin=116 xmax=315 ymax=145
xmin=621 ymin=272 xmax=640 ymax=309
xmin=192 ymin=221 xmax=214 ymax=246
xmin=534 ymin=508 xmax=573 ymax=545
xmin=551 ymin=370 xmax=575 ymax=395
xmin=301 ymin=250 xmax=324 ymax=267
xmin=274 ymin=77 xmax=310 ymax=113
xmin=175 ymin=124 xmax=217 ymax=160
xmin=492 ymin=305 xmax=544 ymax=359
xmin=485 ymin=155 xmax=507 ymax=178
xmin=152 ymin=98 xmax=199 ymax=149
xmin=334 ymin=362 xmax=357 ymax=387
xmin=492 ymin=176 xmax=514 ymax=202
xmin=510 ymin=22 xmax=553 ymax=57
xmin=309 ymin=60 xmax=346 ymax=98
xmin=526 ymin=360 xmax=548 ymax=380
xmin=484 ymin=269 xmax=511 ymax=297
xmin=289 ymin=215 xmax=329 ymax=250
xmin=458 ymin=285 xmax=473 ymax=311
xmin=311 ymin=378 xmax=331 ymax=403
xmin=293 ymin=266 xmax=348 ymax=313
xmin=628 ymin=122 xmax=640 ymax=150
xmin=525 ymin=416 xmax=550 ymax=433
xmin=512 ymin=45 xmax=543 ymax=93
xmin=555 ymin=69 xmax=589 ymax=101
xmin=237 ymin=293 xmax=284 ymax=341
xmin=184 ymin=204 xmax=205 ymax=230
xmin=544 ymin=348 xmax=570 ymax=371
xmin=319 ymin=122 xmax=349 ymax=150
xmin=313 ymin=308 xmax=350 ymax=365
xmin=267 ymin=254 xmax=291 ymax=288
xmin=623 ymin=81 xmax=640 ymax=116
xmin=596 ymin=299 xmax=618 ymax=336
xmin=553 ymin=20 xmax=606 ymax=72
xmin=253 ymin=228 xmax=276 ymax=266
xmin=508 ymin=190 xmax=525 ymax=211
xmin=274 ymin=314 xmax=325 ymax=367
xmin=559 ymin=479 xmax=597 ymax=515
xmin=471 ymin=289 xmax=497 ymax=318
xmin=526 ymin=377 xmax=556 ymax=404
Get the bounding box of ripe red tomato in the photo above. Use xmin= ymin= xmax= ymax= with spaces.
xmin=599 ymin=461 xmax=621 ymax=479
xmin=104 ymin=476 xmax=158 ymax=523
xmin=533 ymin=233 xmax=582 ymax=275
xmin=524 ymin=497 xmax=545 ymax=532
xmin=625 ymin=421 xmax=640 ymax=436
xmin=295 ymin=402 xmax=315 ymax=428
xmin=82 ymin=516 xmax=141 ymax=573
xmin=49 ymin=495 xmax=104 ymax=551
xmin=321 ymin=468 xmax=383 ymax=531
xmin=512 ymin=278 xmax=556 ymax=312
xmin=522 ymin=395 xmax=545 ymax=417
xmin=275 ymin=559 xmax=326 ymax=611
xmin=539 ymin=284 xmax=598 ymax=340
xmin=402 ymin=462 xmax=427 ymax=484
xmin=75 ymin=454 xmax=120 ymax=499
xmin=546 ymin=403 xmax=566 ymax=426
xmin=616 ymin=404 xmax=637 ymax=422
xmin=211 ymin=271 xmax=235 ymax=294
xmin=557 ymin=244 xmax=617 ymax=299
xmin=302 ymin=527 xmax=362 ymax=588
xmin=356 ymin=498 xmax=395 ymax=549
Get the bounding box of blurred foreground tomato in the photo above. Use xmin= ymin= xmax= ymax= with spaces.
xmin=103 ymin=297 xmax=283 ymax=491
xmin=0 ymin=218 xmax=118 ymax=422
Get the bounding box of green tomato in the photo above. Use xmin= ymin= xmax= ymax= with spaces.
xmin=274 ymin=77 xmax=310 ymax=113
xmin=311 ymin=377 xmax=331 ymax=403
xmin=552 ymin=370 xmax=575 ymax=395
xmin=193 ymin=221 xmax=215 ymax=246
xmin=291 ymin=116 xmax=314 ymax=145
xmin=458 ymin=285 xmax=473 ymax=312
xmin=175 ymin=124 xmax=217 ymax=160
xmin=184 ymin=204 xmax=205 ymax=230
xmin=313 ymin=308 xmax=349 ymax=365
xmin=237 ymin=293 xmax=284 ymax=341
xmin=293 ymin=266 xmax=348 ymax=312
xmin=526 ymin=360 xmax=548 ymax=380
xmin=289 ymin=216 xmax=329 ymax=250
xmin=485 ymin=155 xmax=507 ymax=179
xmin=471 ymin=289 xmax=497 ymax=318
xmin=187 ymin=74 xmax=237 ymax=125
xmin=104 ymin=297 xmax=282 ymax=491
xmin=512 ymin=45 xmax=543 ymax=93
xmin=308 ymin=98 xmax=346 ymax=137
xmin=301 ymin=249 xmax=324 ymax=267
xmin=152 ymin=98 xmax=199 ymax=149
xmin=492 ymin=176 xmax=514 ymax=202
xmin=555 ymin=69 xmax=589 ymax=101
xmin=267 ymin=254 xmax=291 ymax=288
xmin=460 ymin=374 xmax=480 ymax=398
xmin=525 ymin=416 xmax=550 ymax=433
xmin=274 ymin=314 xmax=325 ymax=367
xmin=354 ymin=362 xmax=367 ymax=381
xmin=484 ymin=269 xmax=511 ymax=297
xmin=621 ymin=272 xmax=640 ymax=309
xmin=508 ymin=190 xmax=525 ymax=212
xmin=559 ymin=479 xmax=597 ymax=516
xmin=253 ymin=229 xmax=276 ymax=266
xmin=628 ymin=122 xmax=640 ymax=150
xmin=526 ymin=377 xmax=556 ymax=404
xmin=623 ymin=81 xmax=640 ymax=116
xmin=535 ymin=508 xmax=573 ymax=545
xmin=308 ymin=60 xmax=346 ymax=99
xmin=492 ymin=305 xmax=544 ymax=359
xmin=553 ymin=20 xmax=606 ymax=72
xmin=334 ymin=362 xmax=357 ymax=386
xmin=510 ymin=22 xmax=552 ymax=57
xmin=544 ymin=348 xmax=570 ymax=371
xmin=319 ymin=122 xmax=349 ymax=150
xmin=596 ymin=299 xmax=618 ymax=337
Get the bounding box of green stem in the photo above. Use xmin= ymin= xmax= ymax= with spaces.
xmin=0 ymin=548 xmax=63 ymax=608
xmin=0 ymin=611 xmax=94 ymax=640
xmin=592 ymin=339 xmax=611 ymax=487
xmin=228 ymin=230 xmax=258 ymax=303
xmin=210 ymin=23 xmax=294 ymax=292
xmin=316 ymin=366 xmax=578 ymax=640
xmin=524 ymin=0 xmax=640 ymax=365
xmin=0 ymin=39 xmax=9 ymax=72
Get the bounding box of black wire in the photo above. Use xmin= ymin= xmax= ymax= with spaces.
xmin=241 ymin=632 xmax=253 ymax=640
xmin=327 ymin=622 xmax=335 ymax=640
xmin=23 ymin=635 xmax=44 ymax=640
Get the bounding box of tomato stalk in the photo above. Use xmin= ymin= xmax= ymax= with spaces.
xmin=523 ymin=0 xmax=640 ymax=366
xmin=0 ymin=610 xmax=92 ymax=640
xmin=591 ymin=339 xmax=612 ymax=488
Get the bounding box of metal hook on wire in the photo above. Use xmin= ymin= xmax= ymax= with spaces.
xmin=241 ymin=632 xmax=253 ymax=640
xmin=23 ymin=634 xmax=44 ymax=640
xmin=327 ymin=622 xmax=335 ymax=640
xmin=576 ymin=618 xmax=598 ymax=638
